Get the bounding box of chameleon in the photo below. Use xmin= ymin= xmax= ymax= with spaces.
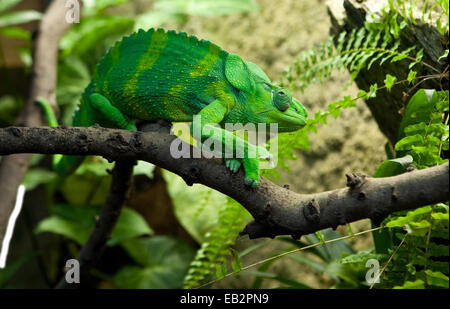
xmin=41 ymin=28 xmax=307 ymax=188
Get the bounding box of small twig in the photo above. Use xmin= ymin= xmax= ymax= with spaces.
xmin=56 ymin=160 xmax=135 ymax=289
xmin=370 ymin=233 xmax=407 ymax=289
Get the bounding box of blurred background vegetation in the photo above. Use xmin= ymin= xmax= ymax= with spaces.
xmin=0 ymin=0 xmax=447 ymax=289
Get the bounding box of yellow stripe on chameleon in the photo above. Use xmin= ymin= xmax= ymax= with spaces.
xmin=122 ymin=30 xmax=168 ymax=116
xmin=162 ymin=84 xmax=191 ymax=121
xmin=205 ymin=80 xmax=234 ymax=110
xmin=189 ymin=43 xmax=221 ymax=77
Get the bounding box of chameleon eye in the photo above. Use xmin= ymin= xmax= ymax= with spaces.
xmin=273 ymin=90 xmax=290 ymax=112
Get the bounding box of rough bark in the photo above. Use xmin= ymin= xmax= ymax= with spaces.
xmin=327 ymin=0 xmax=448 ymax=145
xmin=1 ymin=125 xmax=448 ymax=239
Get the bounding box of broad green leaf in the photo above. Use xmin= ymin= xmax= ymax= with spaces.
xmin=113 ymin=236 xmax=195 ymax=288
xmin=108 ymin=208 xmax=154 ymax=246
xmin=35 ymin=216 xmax=91 ymax=244
xmin=373 ymin=155 xmax=413 ymax=178
xmin=35 ymin=204 xmax=152 ymax=246
xmin=162 ymin=170 xmax=227 ymax=243
xmin=0 ymin=10 xmax=42 ymax=27
xmin=425 ymin=270 xmax=449 ymax=288
xmin=398 ymin=89 xmax=437 ymax=140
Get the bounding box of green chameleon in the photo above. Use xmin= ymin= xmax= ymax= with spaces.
xmin=40 ymin=28 xmax=307 ymax=188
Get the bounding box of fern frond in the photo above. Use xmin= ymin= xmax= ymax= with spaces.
xmin=183 ymin=198 xmax=251 ymax=289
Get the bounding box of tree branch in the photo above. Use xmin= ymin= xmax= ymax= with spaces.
xmin=1 ymin=125 xmax=448 ymax=239
xmin=0 ymin=0 xmax=73 ymax=245
xmin=56 ymin=159 xmax=135 ymax=288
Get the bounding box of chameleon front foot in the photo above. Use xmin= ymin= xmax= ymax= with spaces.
xmin=225 ymin=158 xmax=241 ymax=173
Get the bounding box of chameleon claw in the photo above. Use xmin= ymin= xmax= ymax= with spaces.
xmin=244 ymin=177 xmax=259 ymax=188
xmin=225 ymin=159 xmax=241 ymax=174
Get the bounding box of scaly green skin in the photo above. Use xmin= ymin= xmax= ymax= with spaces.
xmin=55 ymin=28 xmax=308 ymax=187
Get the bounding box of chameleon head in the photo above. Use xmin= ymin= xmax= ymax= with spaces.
xmin=254 ymin=84 xmax=307 ymax=132
xmin=224 ymin=53 xmax=307 ymax=133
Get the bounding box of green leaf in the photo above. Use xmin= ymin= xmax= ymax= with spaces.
xmin=395 ymin=134 xmax=425 ymax=151
xmin=373 ymin=155 xmax=413 ymax=178
xmin=35 ymin=215 xmax=91 ymax=245
xmin=424 ymin=270 xmax=449 ymax=288
xmin=162 ymin=170 xmax=228 ymax=243
xmin=367 ymin=83 xmax=378 ymax=99
xmin=35 ymin=204 xmax=152 ymax=246
xmin=230 ymin=248 xmax=242 ymax=273
xmin=407 ymin=70 xmax=417 ymax=84
xmin=384 ymin=74 xmax=397 ymax=92
xmin=415 ymin=49 xmax=424 ymax=62
xmin=391 ymin=53 xmax=408 ymax=63
xmin=113 ymin=236 xmax=195 ymax=289
xmin=398 ymin=89 xmax=437 ymax=140
xmin=107 ymin=208 xmax=154 ymax=246
xmin=0 ymin=10 xmax=42 ymax=27
xmin=385 ymin=206 xmax=432 ymax=229
xmin=438 ymin=49 xmax=448 ymax=62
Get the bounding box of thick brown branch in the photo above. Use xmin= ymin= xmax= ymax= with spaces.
xmin=0 ymin=0 xmax=73 ymax=245
xmin=56 ymin=160 xmax=135 ymax=289
xmin=1 ymin=125 xmax=448 ymax=239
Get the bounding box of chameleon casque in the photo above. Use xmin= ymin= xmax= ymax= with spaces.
xmin=51 ymin=28 xmax=308 ymax=188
